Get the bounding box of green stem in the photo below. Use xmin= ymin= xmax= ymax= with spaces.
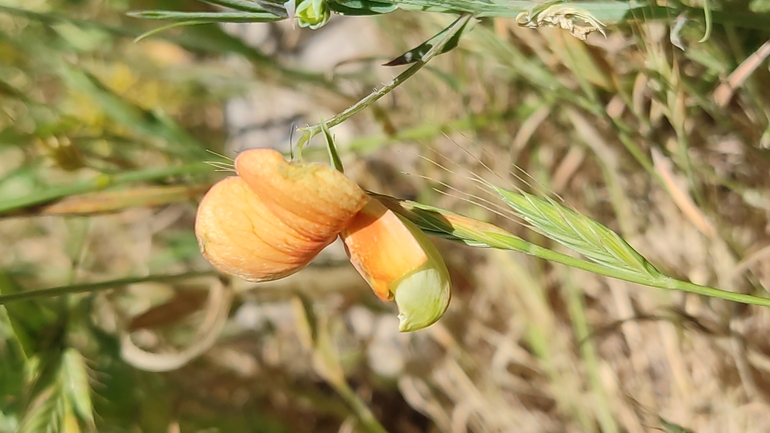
xmin=0 ymin=162 xmax=213 ymax=215
xmin=298 ymin=14 xmax=473 ymax=147
xmin=332 ymin=381 xmax=390 ymax=433
xmin=563 ymin=272 xmax=617 ymax=433
xmin=483 ymin=232 xmax=770 ymax=308
xmin=0 ymin=271 xmax=216 ymax=305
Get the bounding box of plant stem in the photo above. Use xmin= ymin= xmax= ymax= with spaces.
xmin=332 ymin=380 xmax=390 ymax=433
xmin=297 ymin=14 xmax=473 ymax=146
xmin=484 ymin=232 xmax=770 ymax=308
xmin=0 ymin=162 xmax=213 ymax=215
xmin=0 ymin=271 xmax=217 ymax=305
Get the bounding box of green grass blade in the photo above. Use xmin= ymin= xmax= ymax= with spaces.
xmin=699 ymin=0 xmax=713 ymax=43
xmin=0 ymin=162 xmax=212 ymax=216
xmin=0 ymin=272 xmax=215 ymax=306
xmin=133 ymin=21 xmax=207 ymax=43
xmin=61 ymin=349 xmax=94 ymax=427
xmin=201 ymin=0 xmax=280 ymax=14
xmin=126 ymin=10 xmax=283 ymax=23
xmin=320 ymin=120 xmax=345 ymax=173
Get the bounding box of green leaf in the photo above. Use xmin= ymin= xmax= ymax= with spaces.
xmin=0 ymin=273 xmax=58 ymax=357
xmin=0 ymin=161 xmax=212 ymax=216
xmin=201 ymin=0 xmax=283 ymax=15
xmin=320 ymin=120 xmax=344 ymax=173
xmin=328 ymin=0 xmax=398 ymax=15
xmin=61 ymin=349 xmax=94 ymax=427
xmin=0 ymin=307 xmax=29 ymax=416
xmin=383 ymin=15 xmax=475 ymax=66
xmin=659 ymin=416 xmax=696 ymax=433
xmin=126 ymin=10 xmax=283 ymax=23
xmin=60 ymin=67 xmax=208 ymax=159
xmin=133 ymin=21 xmax=208 ymax=43
xmin=17 ymin=386 xmax=65 ymax=433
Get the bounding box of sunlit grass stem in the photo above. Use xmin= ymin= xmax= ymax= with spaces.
xmin=0 ymin=162 xmax=213 ymax=215
xmin=0 ymin=271 xmax=216 ymax=305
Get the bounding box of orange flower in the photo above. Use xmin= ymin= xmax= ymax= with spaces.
xmin=195 ymin=149 xmax=369 ymax=281
xmin=195 ymin=148 xmax=452 ymax=331
xmin=341 ymin=199 xmax=451 ymax=332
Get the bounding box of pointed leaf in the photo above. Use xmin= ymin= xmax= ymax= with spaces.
xmin=320 ymin=120 xmax=344 ymax=173
xmin=61 ymin=349 xmax=94 ymax=427
xmin=18 ymin=386 xmax=64 ymax=433
xmin=127 ymin=10 xmax=282 ymax=23
xmin=328 ymin=0 xmax=397 ymax=15
xmin=384 ymin=15 xmax=475 ymax=66
xmin=252 ymin=0 xmax=291 ymax=17
xmin=0 ymin=273 xmax=58 ymax=357
xmin=201 ymin=0 xmax=279 ymax=14
xmin=0 ymin=307 xmax=29 ymax=415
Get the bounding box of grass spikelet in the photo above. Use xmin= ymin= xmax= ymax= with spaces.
xmin=491 ymin=186 xmax=662 ymax=279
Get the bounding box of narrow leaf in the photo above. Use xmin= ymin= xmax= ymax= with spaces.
xmin=329 ymin=0 xmax=398 ymax=15
xmin=61 ymin=349 xmax=94 ymax=427
xmin=0 ymin=307 xmax=29 ymax=414
xmin=251 ymin=0 xmax=290 ymax=17
xmin=134 ymin=21 xmax=207 ymax=43
xmin=384 ymin=15 xmax=475 ymax=66
xmin=201 ymin=0 xmax=278 ymax=14
xmin=0 ymin=274 xmax=58 ymax=357
xmin=320 ymin=120 xmax=344 ymax=173
xmin=127 ymin=10 xmax=283 ymax=23
xmin=37 ymin=184 xmax=211 ymax=216
xmin=18 ymin=385 xmax=64 ymax=433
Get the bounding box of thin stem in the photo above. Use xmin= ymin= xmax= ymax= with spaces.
xmin=297 ymin=14 xmax=473 ymax=147
xmin=332 ymin=380 xmax=390 ymax=433
xmin=0 ymin=162 xmax=213 ymax=215
xmin=483 ymin=232 xmax=770 ymax=308
xmin=0 ymin=271 xmax=217 ymax=305
xmin=563 ymin=272 xmax=618 ymax=433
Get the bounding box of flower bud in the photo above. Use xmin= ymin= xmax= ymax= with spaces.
xmin=341 ymin=199 xmax=451 ymax=332
xmin=196 ymin=149 xmax=369 ymax=282
xmin=294 ymin=0 xmax=330 ymax=29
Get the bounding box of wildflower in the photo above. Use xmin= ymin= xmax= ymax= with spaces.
xmin=195 ymin=149 xmax=369 ymax=281
xmin=195 ymin=148 xmax=451 ymax=331
xmin=341 ymin=199 xmax=451 ymax=331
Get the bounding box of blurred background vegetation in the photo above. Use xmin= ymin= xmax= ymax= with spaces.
xmin=2 ymin=0 xmax=770 ymax=432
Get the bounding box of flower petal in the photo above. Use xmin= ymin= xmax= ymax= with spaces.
xmin=235 ymin=148 xmax=370 ymax=242
xmin=342 ymin=199 xmax=451 ymax=331
xmin=195 ymin=176 xmax=332 ymax=281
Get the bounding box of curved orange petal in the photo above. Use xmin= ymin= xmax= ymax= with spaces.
xmin=341 ymin=199 xmax=428 ymax=301
xmin=195 ymin=177 xmax=333 ymax=282
xmin=235 ymin=148 xmax=370 ymax=242
xmin=341 ymin=198 xmax=451 ymax=331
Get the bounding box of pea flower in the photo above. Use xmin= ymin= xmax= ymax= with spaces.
xmin=341 ymin=199 xmax=451 ymax=332
xmin=195 ymin=148 xmax=451 ymax=331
